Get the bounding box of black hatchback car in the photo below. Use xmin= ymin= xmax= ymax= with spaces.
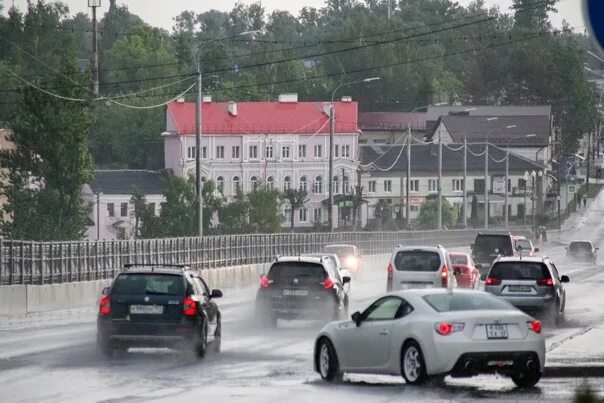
xmin=255 ymin=256 xmax=351 ymax=327
xmin=471 ymin=233 xmax=516 ymax=274
xmin=97 ymin=264 xmax=223 ymax=358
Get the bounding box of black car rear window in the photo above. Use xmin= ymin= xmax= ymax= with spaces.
xmin=474 ymin=235 xmax=513 ymax=255
xmin=268 ymin=262 xmax=326 ymax=281
xmin=394 ymin=251 xmax=441 ymax=272
xmin=423 ymin=293 xmax=513 ymax=312
xmin=569 ymin=242 xmax=592 ymax=252
xmin=112 ymin=274 xmax=184 ymax=295
xmin=489 ymin=262 xmax=550 ymax=280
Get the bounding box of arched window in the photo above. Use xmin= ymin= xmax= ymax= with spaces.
xmin=314 ymin=176 xmax=323 ymax=194
xmin=250 ymin=176 xmax=258 ymax=190
xmin=232 ymin=176 xmax=240 ymax=193
xmin=216 ymin=176 xmax=224 ymax=194
xmin=267 ymin=176 xmax=275 ymax=190
xmin=283 ymin=176 xmax=291 ymax=191
xmin=299 ymin=176 xmax=307 ymax=192
xmin=333 ymin=176 xmax=340 ymax=194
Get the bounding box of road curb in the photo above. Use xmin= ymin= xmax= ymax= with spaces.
xmin=543 ymin=366 xmax=604 ymax=378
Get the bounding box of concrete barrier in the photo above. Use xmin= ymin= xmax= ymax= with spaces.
xmin=0 ymin=285 xmax=27 ymax=315
xmin=26 ymin=280 xmax=109 ymax=313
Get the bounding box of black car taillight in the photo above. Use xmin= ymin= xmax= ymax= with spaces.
xmin=99 ymin=296 xmax=111 ymax=315
xmin=183 ymin=297 xmax=197 ymax=316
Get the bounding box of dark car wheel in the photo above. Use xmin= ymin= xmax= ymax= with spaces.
xmin=193 ymin=321 xmax=208 ymax=358
xmin=97 ymin=334 xmax=113 ymax=358
xmin=316 ymin=338 xmax=342 ymax=382
xmin=401 ymin=341 xmax=428 ymax=385
xmin=511 ymin=368 xmax=541 ymax=388
xmin=213 ymin=319 xmax=222 ymax=354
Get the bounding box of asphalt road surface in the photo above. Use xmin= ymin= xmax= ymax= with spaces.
xmin=3 ymin=199 xmax=604 ymax=402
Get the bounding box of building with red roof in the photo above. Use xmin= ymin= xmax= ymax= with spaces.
xmin=163 ymin=94 xmax=360 ymax=229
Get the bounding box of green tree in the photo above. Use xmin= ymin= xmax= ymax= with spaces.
xmin=130 ymin=186 xmax=160 ymax=238
xmin=281 ymin=188 xmax=309 ymax=231
xmin=417 ymin=198 xmax=458 ymax=230
xmin=247 ymin=185 xmax=282 ymax=233
xmin=0 ymin=65 xmax=94 ymax=240
xmin=218 ymin=186 xmax=250 ymax=234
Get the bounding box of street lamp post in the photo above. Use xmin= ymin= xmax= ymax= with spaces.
xmin=328 ymin=77 xmax=380 ymax=232
xmin=195 ymin=30 xmax=259 ymax=237
xmin=88 ymin=0 xmax=101 ymax=96
xmin=483 ymin=117 xmax=498 ymax=229
xmin=524 ymin=171 xmax=529 ymax=229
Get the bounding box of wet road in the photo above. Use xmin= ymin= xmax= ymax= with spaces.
xmin=3 ymin=195 xmax=604 ymax=402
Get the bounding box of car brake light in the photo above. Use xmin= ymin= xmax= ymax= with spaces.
xmin=387 ymin=263 xmax=393 ymax=275
xmin=260 ymin=276 xmax=271 ymax=288
xmin=528 ymin=320 xmax=542 ymax=334
xmin=485 ymin=277 xmax=502 ymax=286
xmin=435 ymin=321 xmax=465 ymax=335
xmin=183 ymin=297 xmax=197 ymax=316
xmin=441 ymin=265 xmax=448 ymax=288
xmin=387 ymin=263 xmax=393 ymax=291
xmin=323 ymin=278 xmax=334 ymax=289
xmin=537 ymin=278 xmax=553 ymax=286
xmin=99 ymin=296 xmax=111 ymax=315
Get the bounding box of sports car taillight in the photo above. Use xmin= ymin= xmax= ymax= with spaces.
xmin=99 ymin=296 xmax=111 ymax=315
xmin=441 ymin=265 xmax=448 ymax=288
xmin=435 ymin=321 xmax=465 ymax=336
xmin=528 ymin=320 xmax=542 ymax=334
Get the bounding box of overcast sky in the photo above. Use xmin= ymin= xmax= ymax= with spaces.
xmin=6 ymin=0 xmax=588 ymax=33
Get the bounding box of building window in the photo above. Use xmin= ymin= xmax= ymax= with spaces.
xmin=283 ymin=176 xmax=291 ymax=191
xmin=368 ymin=180 xmax=376 ymax=193
xmin=148 ymin=203 xmax=156 ymax=215
xmin=249 ymin=145 xmax=258 ymax=159
xmin=120 ymin=202 xmax=128 ymax=217
xmin=217 ymin=176 xmax=224 ymax=194
xmin=343 ymin=175 xmax=350 ymax=193
xmin=299 ymin=144 xmax=306 ymax=159
xmin=187 ymin=146 xmax=196 ymax=159
xmin=107 ymin=203 xmax=115 ymax=217
xmin=216 ymin=146 xmax=225 ymax=159
xmin=266 ymin=145 xmax=274 ymax=159
xmin=342 ymin=145 xmax=350 ymax=158
xmin=314 ymin=176 xmax=323 ymax=194
xmin=333 ymin=176 xmax=340 ymax=194
xmin=250 ymin=176 xmax=258 ymax=190
xmin=410 ymin=179 xmax=419 ymax=193
xmin=474 ymin=179 xmax=485 ymax=193
xmin=284 ymin=206 xmax=292 ymax=224
xmin=299 ymin=176 xmax=307 ymax=192
xmin=267 ymin=176 xmax=275 ymax=190
xmin=384 ymin=180 xmax=392 ymax=193
xmin=232 ymin=176 xmax=240 ymax=193
xmin=314 ymin=144 xmax=322 ymax=158
xmin=201 ymin=146 xmax=207 ymax=159
xmin=299 ymin=207 xmax=308 ymax=223
xmin=282 ymin=146 xmax=290 ymax=159
xmin=428 ymin=179 xmax=438 ymax=193
xmin=452 ymin=179 xmax=463 ymax=192
xmin=334 ymin=145 xmax=339 ymax=158
xmin=313 ymin=208 xmax=322 ymax=223
xmin=232 ymin=146 xmax=240 ymax=159
xmin=518 ymin=178 xmax=527 ymax=190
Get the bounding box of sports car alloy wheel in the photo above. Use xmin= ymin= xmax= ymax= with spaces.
xmin=402 ymin=342 xmax=428 ymax=385
xmin=319 ymin=343 xmax=330 ymax=379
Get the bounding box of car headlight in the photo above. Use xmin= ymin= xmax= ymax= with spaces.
xmin=345 ymin=256 xmax=357 ymax=267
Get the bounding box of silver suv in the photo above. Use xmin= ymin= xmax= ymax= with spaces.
xmin=386 ymin=245 xmax=456 ymax=291
xmin=483 ymin=256 xmax=569 ymax=324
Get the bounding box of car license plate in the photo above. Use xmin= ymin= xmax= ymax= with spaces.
xmin=283 ymin=289 xmax=309 ymax=296
xmin=486 ymin=324 xmax=508 ymax=339
xmin=129 ymin=305 xmax=164 ymax=314
xmin=508 ymin=285 xmax=532 ymax=292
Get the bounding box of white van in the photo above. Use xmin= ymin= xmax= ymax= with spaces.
xmin=386 ymin=245 xmax=456 ymax=291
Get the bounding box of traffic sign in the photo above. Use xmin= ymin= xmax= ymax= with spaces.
xmin=584 ymin=0 xmax=604 ymax=53
xmin=568 ymin=184 xmax=576 ymax=194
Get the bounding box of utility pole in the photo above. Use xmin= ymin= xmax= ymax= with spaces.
xmin=504 ymin=150 xmax=509 ymax=229
xmin=463 ymin=137 xmax=467 ymax=228
xmin=587 ymin=130 xmax=591 ymax=193
xmin=96 ymin=192 xmax=102 ymax=240
xmin=437 ymin=134 xmax=443 ymax=230
xmin=342 ymin=167 xmax=346 ymax=228
xmin=328 ymin=103 xmax=335 ymax=232
xmin=89 ymin=0 xmax=101 ymax=96
xmin=196 ymin=61 xmax=203 ymax=237
xmin=406 ymin=130 xmax=411 ymax=229
xmin=484 ymin=143 xmax=489 ymax=229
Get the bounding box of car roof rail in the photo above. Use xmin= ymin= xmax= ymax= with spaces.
xmin=122 ymin=263 xmax=189 ymax=272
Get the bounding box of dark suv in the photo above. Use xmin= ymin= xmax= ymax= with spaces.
xmin=567 ymin=240 xmax=598 ymax=264
xmin=255 ymin=256 xmax=350 ymax=327
xmin=97 ymin=264 xmax=223 ymax=358
xmin=471 ymin=233 xmax=516 ymax=274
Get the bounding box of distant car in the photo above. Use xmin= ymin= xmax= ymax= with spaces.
xmin=97 ymin=264 xmax=223 ymax=358
xmin=483 ymin=256 xmax=569 ymax=324
xmin=566 ymin=240 xmax=598 ymax=264
xmin=471 ymin=233 xmax=516 ymax=274
xmin=449 ymin=252 xmax=480 ymax=289
xmin=323 ymin=244 xmax=362 ymax=273
xmin=302 ymin=253 xmax=351 ymax=292
xmin=387 ymin=245 xmax=456 ymax=292
xmin=314 ymin=289 xmax=545 ymax=388
xmin=256 ymin=256 xmax=351 ymax=327
xmin=513 ymin=236 xmax=539 ymax=257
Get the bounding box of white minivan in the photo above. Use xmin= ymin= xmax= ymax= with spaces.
xmin=386 ymin=245 xmax=456 ymax=291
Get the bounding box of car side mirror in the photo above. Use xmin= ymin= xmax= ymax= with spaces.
xmin=351 ymin=311 xmax=362 ymax=327
xmin=101 ymin=287 xmax=110 ymax=296
xmin=480 ymin=273 xmax=487 ymax=281
xmin=342 ymin=276 xmax=351 ymax=284
xmin=534 ymin=248 xmax=540 ymax=253
xmin=560 ymin=275 xmax=570 ymax=283
xmin=516 ymin=245 xmax=523 ymax=252
xmin=210 ymin=289 xmax=223 ymax=298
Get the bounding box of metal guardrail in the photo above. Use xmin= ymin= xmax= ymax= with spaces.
xmin=0 ymin=229 xmax=531 ymax=285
